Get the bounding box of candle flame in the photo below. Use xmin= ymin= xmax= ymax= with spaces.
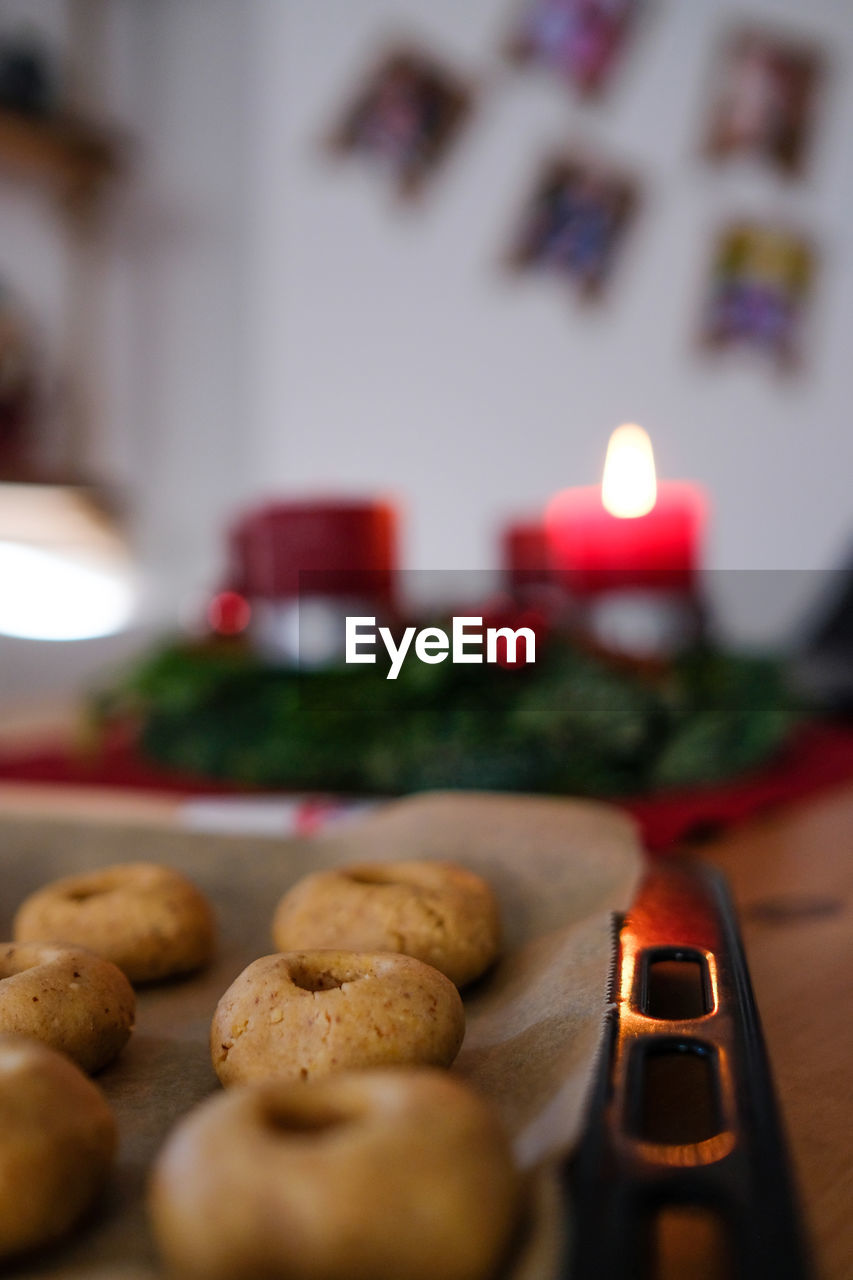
xmin=601 ymin=424 xmax=657 ymax=518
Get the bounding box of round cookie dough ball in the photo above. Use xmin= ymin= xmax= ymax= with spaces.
xmin=211 ymin=950 xmax=465 ymax=1088
xmin=272 ymin=860 xmax=501 ymax=987
xmin=0 ymin=943 xmax=135 ymax=1073
xmin=150 ymin=1067 xmax=520 ymax=1280
xmin=0 ymin=1034 xmax=117 ymax=1260
xmin=14 ymin=862 xmax=216 ymax=983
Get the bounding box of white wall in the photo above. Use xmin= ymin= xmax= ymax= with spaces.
xmin=102 ymin=0 xmax=253 ymax=617
xmin=239 ymin=0 xmax=853 ymax=640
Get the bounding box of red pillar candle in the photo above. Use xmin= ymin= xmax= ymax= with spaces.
xmin=502 ymin=521 xmax=556 ymax=593
xmin=228 ymin=499 xmax=397 ymax=603
xmin=214 ymin=498 xmax=398 ymax=664
xmin=545 ymin=425 xmax=706 ymax=595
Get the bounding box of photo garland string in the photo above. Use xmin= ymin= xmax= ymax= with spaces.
xmin=324 ymin=2 xmax=825 ymax=370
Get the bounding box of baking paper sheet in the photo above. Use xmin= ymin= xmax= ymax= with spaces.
xmin=0 ymin=791 xmax=642 ymax=1278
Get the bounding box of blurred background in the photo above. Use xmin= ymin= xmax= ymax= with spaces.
xmin=1 ymin=0 xmax=853 ymax=713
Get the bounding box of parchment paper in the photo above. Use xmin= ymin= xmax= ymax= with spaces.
xmin=0 ymin=791 xmax=642 ymax=1278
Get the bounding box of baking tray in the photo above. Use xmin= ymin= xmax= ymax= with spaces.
xmin=0 ymin=801 xmax=809 ymax=1279
xmin=565 ymin=862 xmax=812 ymax=1280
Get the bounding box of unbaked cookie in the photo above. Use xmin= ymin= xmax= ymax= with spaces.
xmin=0 ymin=1034 xmax=117 ymax=1260
xmin=14 ymin=862 xmax=216 ymax=983
xmin=0 ymin=942 xmax=135 ymax=1073
xmin=149 ymin=1067 xmax=520 ymax=1280
xmin=211 ymin=950 xmax=465 ymax=1087
xmin=272 ymin=860 xmax=501 ymax=986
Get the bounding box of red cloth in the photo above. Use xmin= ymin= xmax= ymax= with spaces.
xmin=622 ymin=722 xmax=853 ymax=850
xmin=2 ymin=723 xmax=853 ymax=852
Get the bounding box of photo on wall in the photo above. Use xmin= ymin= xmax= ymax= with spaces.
xmin=701 ymin=222 xmax=816 ymax=368
xmin=705 ymin=29 xmax=824 ymax=176
xmin=326 ymin=47 xmax=473 ymax=199
xmin=506 ymin=153 xmax=638 ymax=298
xmin=505 ymin=0 xmax=644 ymax=96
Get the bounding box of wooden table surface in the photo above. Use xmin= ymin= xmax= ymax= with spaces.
xmin=0 ymin=763 xmax=850 ymax=1278
xmin=699 ymin=785 xmax=853 ymax=1280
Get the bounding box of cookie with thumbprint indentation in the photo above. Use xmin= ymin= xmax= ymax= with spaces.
xmin=211 ymin=950 xmax=465 ymax=1087
xmin=0 ymin=942 xmax=134 ymax=1073
xmin=0 ymin=1034 xmax=117 ymax=1260
xmin=150 ymin=1067 xmax=520 ymax=1280
xmin=272 ymin=860 xmax=501 ymax=986
xmin=14 ymin=862 xmax=215 ymax=983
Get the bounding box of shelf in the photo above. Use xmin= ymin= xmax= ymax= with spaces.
xmin=0 ymin=106 xmax=122 ymax=205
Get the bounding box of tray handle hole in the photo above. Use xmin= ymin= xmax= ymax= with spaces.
xmin=646 ymin=1205 xmax=734 ymax=1280
xmin=642 ymin=950 xmax=712 ymax=1020
xmin=632 ymin=1040 xmax=724 ymax=1145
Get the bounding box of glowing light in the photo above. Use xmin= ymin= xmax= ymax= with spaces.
xmin=0 ymin=541 xmax=134 ymax=641
xmin=601 ymin=423 xmax=657 ymax=518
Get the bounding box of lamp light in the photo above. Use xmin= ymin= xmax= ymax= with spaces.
xmin=0 ymin=482 xmax=135 ymax=641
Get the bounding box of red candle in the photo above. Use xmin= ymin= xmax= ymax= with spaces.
xmin=214 ymin=498 xmax=398 ymax=664
xmin=545 ymin=425 xmax=707 ymax=594
xmin=228 ymin=499 xmax=397 ymax=602
xmin=502 ymin=521 xmax=556 ymax=592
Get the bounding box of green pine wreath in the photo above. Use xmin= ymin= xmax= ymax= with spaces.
xmin=93 ymin=631 xmax=799 ymax=798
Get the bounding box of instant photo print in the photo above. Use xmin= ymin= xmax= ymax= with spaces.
xmin=327 ymin=47 xmax=472 ymax=198
xmin=506 ymin=0 xmax=643 ymax=95
xmin=507 ymin=154 xmax=638 ymax=298
xmin=701 ymin=222 xmax=815 ymax=368
xmin=705 ymin=29 xmax=824 ymax=176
